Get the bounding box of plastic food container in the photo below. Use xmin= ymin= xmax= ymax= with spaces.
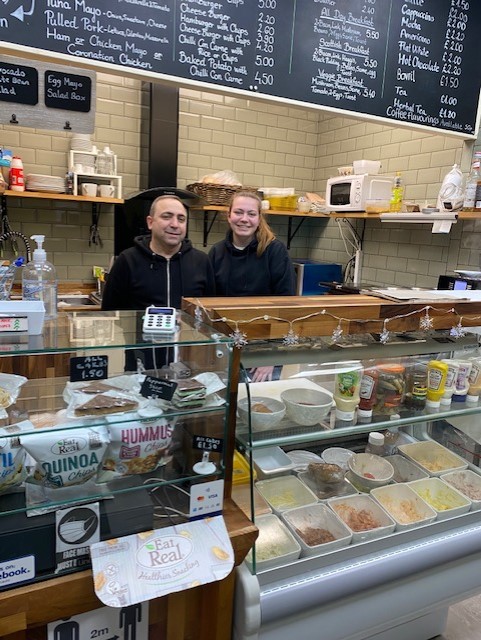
xmin=370 ymin=483 xmax=437 ymax=530
xmin=409 ymin=477 xmax=471 ymax=520
xmin=328 ymin=494 xmax=395 ymax=542
xmin=364 ymin=199 xmax=390 ymax=214
xmin=298 ymin=470 xmax=358 ymax=501
xmin=285 ymin=449 xmax=323 ymax=472
xmin=282 ymin=503 xmax=352 ymax=556
xmin=398 ymin=441 xmax=468 ymax=477
xmin=268 ymin=195 xmax=298 ymax=211
xmin=385 ymin=454 xmax=429 ymax=483
xmin=353 ymin=159 xmax=381 ymax=175
xmin=231 ymin=483 xmax=272 ymax=518
xmin=441 ymin=470 xmax=481 ymax=510
xmin=253 ymin=446 xmax=293 ymax=479
xmin=245 ymin=513 xmax=301 ymax=571
xmin=321 ymin=447 xmax=355 ymax=471
xmin=256 ymin=475 xmax=318 ymax=514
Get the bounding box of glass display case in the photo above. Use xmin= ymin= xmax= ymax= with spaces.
xmin=233 ymin=329 xmax=481 ymax=640
xmin=0 ymin=309 xmax=233 ymax=588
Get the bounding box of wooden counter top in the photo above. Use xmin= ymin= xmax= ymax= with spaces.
xmin=183 ymin=294 xmax=481 ymax=339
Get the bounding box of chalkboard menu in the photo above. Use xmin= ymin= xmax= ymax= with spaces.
xmin=2 ymin=0 xmax=480 ymax=136
xmin=0 ymin=61 xmax=38 ymax=105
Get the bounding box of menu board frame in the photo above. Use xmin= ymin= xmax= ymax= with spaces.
xmin=0 ymin=0 xmax=479 ymax=138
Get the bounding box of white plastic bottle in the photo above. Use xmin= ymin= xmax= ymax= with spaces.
xmin=463 ymin=153 xmax=481 ymax=211
xmin=22 ymin=235 xmax=58 ymax=320
xmin=365 ymin=432 xmax=385 ymax=456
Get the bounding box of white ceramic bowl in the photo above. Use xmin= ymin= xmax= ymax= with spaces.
xmin=245 ymin=514 xmax=301 ymax=571
xmin=441 ymin=470 xmax=481 ymax=511
xmin=280 ymin=387 xmax=333 ymax=426
xmin=328 ymin=494 xmax=396 ymax=542
xmin=370 ymin=483 xmax=437 ymax=530
xmin=256 ymin=475 xmax=318 ymax=514
xmin=347 ymin=453 xmax=394 ymax=491
xmin=237 ymin=396 xmax=286 ymax=431
xmin=398 ymin=441 xmax=468 ymax=477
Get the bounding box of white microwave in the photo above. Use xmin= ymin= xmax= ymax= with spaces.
xmin=326 ymin=174 xmax=393 ymax=212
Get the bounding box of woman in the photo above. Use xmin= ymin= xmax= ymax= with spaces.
xmin=209 ymin=191 xmax=296 ymax=381
xmin=208 ymin=191 xmax=296 ymax=297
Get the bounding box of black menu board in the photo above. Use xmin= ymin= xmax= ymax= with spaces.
xmin=1 ymin=0 xmax=480 ymax=135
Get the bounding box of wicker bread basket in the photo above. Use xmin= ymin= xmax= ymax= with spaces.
xmin=186 ymin=182 xmax=258 ymax=206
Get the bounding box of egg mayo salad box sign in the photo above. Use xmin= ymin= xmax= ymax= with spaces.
xmin=90 ymin=516 xmax=234 ymax=606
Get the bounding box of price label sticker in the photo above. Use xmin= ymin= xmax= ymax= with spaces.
xmin=193 ymin=435 xmax=223 ymax=453
xmin=70 ymin=355 xmax=108 ymax=382
xmin=140 ymin=375 xmax=177 ymax=401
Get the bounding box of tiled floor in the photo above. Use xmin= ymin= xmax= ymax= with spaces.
xmin=432 ymin=595 xmax=481 ymax=640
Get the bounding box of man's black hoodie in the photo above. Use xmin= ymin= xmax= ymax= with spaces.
xmin=102 ymin=235 xmax=215 ymax=310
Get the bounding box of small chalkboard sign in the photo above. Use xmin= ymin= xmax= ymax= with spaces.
xmin=193 ymin=435 xmax=223 ymax=453
xmin=44 ymin=71 xmax=91 ymax=112
xmin=0 ymin=61 xmax=38 ymax=105
xmin=140 ymin=376 xmax=177 ymax=402
xmin=70 ymin=355 xmax=108 ymax=382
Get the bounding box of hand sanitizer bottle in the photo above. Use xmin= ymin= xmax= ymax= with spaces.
xmin=22 ymin=235 xmax=58 ymax=320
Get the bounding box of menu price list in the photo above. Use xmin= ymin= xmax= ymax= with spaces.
xmin=0 ymin=0 xmax=479 ymax=135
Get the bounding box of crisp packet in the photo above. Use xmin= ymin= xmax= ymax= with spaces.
xmin=0 ymin=372 xmax=28 ymax=411
xmin=97 ymin=415 xmax=176 ymax=483
xmin=22 ymin=426 xmax=109 ymax=488
xmin=0 ymin=420 xmax=34 ymax=493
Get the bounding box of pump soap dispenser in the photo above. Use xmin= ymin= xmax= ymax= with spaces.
xmin=22 ymin=235 xmax=58 ymax=320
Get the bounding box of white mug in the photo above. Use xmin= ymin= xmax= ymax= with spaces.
xmin=98 ymin=184 xmax=115 ymax=198
xmin=81 ymin=183 xmax=98 ymax=197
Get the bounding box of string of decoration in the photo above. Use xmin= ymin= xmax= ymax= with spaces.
xmin=193 ymin=300 xmax=480 ymax=349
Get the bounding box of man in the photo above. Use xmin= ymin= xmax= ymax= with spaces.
xmin=102 ymin=195 xmax=215 ymax=310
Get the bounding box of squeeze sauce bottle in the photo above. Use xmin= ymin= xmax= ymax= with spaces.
xmin=452 ymin=360 xmax=473 ymax=403
xmin=440 ymin=359 xmax=460 ymax=406
xmin=426 ymin=360 xmax=449 ymax=410
xmin=467 ymin=357 xmax=481 ymax=403
xmin=334 ymin=363 xmax=363 ymax=422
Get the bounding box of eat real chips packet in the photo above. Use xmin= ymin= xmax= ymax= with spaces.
xmin=97 ymin=415 xmax=176 ymax=483
xmin=0 ymin=420 xmax=34 ymax=494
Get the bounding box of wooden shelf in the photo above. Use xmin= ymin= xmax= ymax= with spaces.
xmin=3 ymin=189 xmax=123 ymax=204
xmin=193 ymin=205 xmax=329 ymax=248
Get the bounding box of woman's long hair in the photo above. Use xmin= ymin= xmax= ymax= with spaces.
xmin=228 ymin=191 xmax=275 ymax=256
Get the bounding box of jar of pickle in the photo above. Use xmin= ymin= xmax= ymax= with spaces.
xmin=374 ymin=364 xmax=405 ymax=415
xmin=404 ymin=364 xmax=427 ymax=410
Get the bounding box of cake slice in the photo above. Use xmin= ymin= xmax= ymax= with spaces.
xmin=74 ymin=394 xmax=138 ymax=416
xmin=172 ymin=378 xmax=207 ymax=409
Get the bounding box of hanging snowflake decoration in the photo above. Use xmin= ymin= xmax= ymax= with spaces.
xmin=331 ymin=321 xmax=343 ymax=344
xmin=379 ymin=325 xmax=390 ymax=344
xmin=419 ymin=309 xmax=434 ymax=331
xmin=283 ymin=328 xmax=300 ymax=346
xmin=230 ymin=328 xmax=248 ymax=349
xmin=450 ymin=320 xmax=466 ymax=339
xmin=194 ymin=305 xmax=203 ymax=323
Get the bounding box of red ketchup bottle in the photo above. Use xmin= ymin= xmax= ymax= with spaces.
xmin=358 ymin=366 xmax=379 ymax=420
xmin=9 ymin=156 xmax=25 ymax=191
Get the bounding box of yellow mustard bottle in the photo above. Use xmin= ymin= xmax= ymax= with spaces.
xmin=426 ymin=360 xmax=449 ymax=409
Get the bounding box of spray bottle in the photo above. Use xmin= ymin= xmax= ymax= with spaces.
xmin=22 ymin=235 xmax=58 ymax=320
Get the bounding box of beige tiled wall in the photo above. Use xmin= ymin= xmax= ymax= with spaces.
xmin=0 ymin=72 xmax=479 ymax=289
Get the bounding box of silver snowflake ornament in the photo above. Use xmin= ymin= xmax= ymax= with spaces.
xmin=450 ymin=321 xmax=466 ymax=339
xmin=230 ymin=329 xmax=248 ymax=348
xmin=379 ymin=327 xmax=390 ymax=344
xmin=331 ymin=323 xmax=343 ymax=343
xmin=194 ymin=305 xmax=203 ymax=322
xmin=419 ymin=311 xmax=433 ymax=331
xmin=283 ymin=328 xmax=300 ymax=346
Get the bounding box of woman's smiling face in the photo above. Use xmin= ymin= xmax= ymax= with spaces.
xmin=228 ymin=195 xmax=260 ymax=246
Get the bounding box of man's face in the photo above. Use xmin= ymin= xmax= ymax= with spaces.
xmin=147 ymin=198 xmax=187 ymax=251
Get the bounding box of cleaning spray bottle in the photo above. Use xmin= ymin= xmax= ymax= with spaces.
xmin=22 ymin=235 xmax=58 ymax=320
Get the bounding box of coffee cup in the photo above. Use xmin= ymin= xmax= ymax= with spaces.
xmin=98 ymin=184 xmax=115 ymax=198
xmin=81 ymin=183 xmax=98 ymax=197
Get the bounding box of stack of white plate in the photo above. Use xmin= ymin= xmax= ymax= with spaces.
xmin=70 ymin=133 xmax=92 ymax=151
xmin=26 ymin=174 xmax=66 ymax=193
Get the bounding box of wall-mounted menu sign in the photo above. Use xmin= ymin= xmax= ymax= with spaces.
xmin=0 ymin=62 xmax=38 ymax=105
xmin=0 ymin=55 xmax=95 ymax=132
xmin=44 ymin=71 xmax=91 ymax=112
xmin=0 ymin=0 xmax=479 ymax=137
